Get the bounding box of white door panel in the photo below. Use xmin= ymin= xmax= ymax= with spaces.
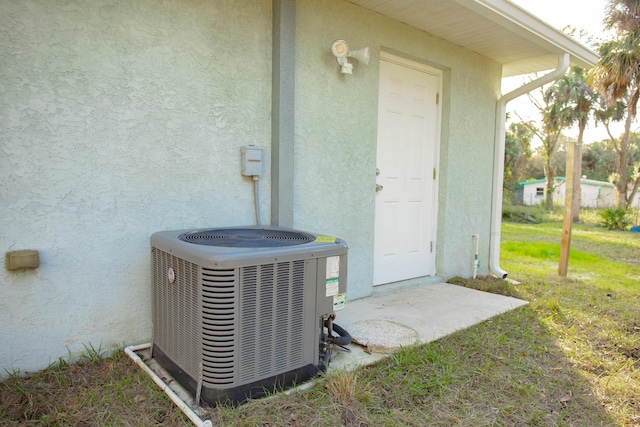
xmin=373 ymin=55 xmax=441 ymax=286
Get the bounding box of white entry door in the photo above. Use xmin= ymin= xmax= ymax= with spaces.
xmin=373 ymin=54 xmax=441 ymax=285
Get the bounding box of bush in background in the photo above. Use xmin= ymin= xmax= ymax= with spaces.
xmin=503 ymin=205 xmax=639 ymax=228
xmin=599 ymin=208 xmax=632 ymax=230
xmin=501 ymin=204 xmax=560 ymax=223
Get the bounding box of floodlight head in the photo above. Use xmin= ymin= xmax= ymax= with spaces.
xmin=331 ymin=39 xmax=349 ymax=58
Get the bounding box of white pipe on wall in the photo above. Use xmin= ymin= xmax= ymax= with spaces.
xmin=124 ymin=343 xmax=213 ymax=427
xmin=471 ymin=234 xmax=479 ymax=279
xmin=489 ymin=53 xmax=570 ymax=279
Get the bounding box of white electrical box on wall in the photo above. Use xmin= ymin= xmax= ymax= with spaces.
xmin=241 ymin=146 xmax=263 ymax=176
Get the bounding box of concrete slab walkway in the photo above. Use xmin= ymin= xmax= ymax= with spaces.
xmin=330 ymin=282 xmax=528 ymax=370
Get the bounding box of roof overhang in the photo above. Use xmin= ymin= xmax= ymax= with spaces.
xmin=345 ymin=0 xmax=598 ymax=77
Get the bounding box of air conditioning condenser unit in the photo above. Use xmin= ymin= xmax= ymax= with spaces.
xmin=150 ymin=226 xmax=348 ymax=405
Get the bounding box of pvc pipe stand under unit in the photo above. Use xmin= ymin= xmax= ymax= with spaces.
xmin=124 ymin=344 xmax=213 ymax=427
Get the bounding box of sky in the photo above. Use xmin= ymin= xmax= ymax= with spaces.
xmin=511 ymin=0 xmax=608 ymax=37
xmin=505 ymin=0 xmax=625 ymax=144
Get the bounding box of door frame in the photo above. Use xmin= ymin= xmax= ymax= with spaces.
xmin=373 ymin=51 xmax=443 ymax=285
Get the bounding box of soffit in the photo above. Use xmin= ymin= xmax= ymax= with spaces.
xmin=345 ymin=0 xmax=598 ymax=76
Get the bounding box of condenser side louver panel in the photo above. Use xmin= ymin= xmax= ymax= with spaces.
xmin=238 ymin=261 xmax=307 ymax=383
xmin=152 ymin=250 xmax=202 ymax=383
xmin=151 ymin=226 xmax=348 ymax=405
xmin=201 ymin=267 xmax=236 ymax=386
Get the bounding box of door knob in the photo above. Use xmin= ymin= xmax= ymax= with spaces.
xmin=376 ymin=184 xmax=384 ymax=192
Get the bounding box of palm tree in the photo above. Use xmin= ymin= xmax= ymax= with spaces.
xmin=504 ymin=121 xmax=533 ymax=192
xmin=593 ymin=98 xmax=626 ymax=142
xmin=536 ymin=85 xmax=573 ymax=210
xmin=542 ymin=68 xmax=596 ymax=276
xmin=590 ymin=0 xmax=640 ymax=208
xmin=546 ymin=67 xmax=597 ymax=276
xmin=548 ymin=67 xmax=596 ymax=221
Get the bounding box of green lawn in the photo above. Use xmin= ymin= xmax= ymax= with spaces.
xmin=1 ymin=221 xmax=639 ymax=426
xmin=496 ymin=222 xmax=640 ymax=425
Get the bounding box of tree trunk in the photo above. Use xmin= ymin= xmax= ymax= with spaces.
xmin=545 ymin=170 xmax=555 ymax=210
xmin=572 ymin=125 xmax=585 ymax=222
xmin=629 ymin=178 xmax=640 ymax=209
xmin=544 ymin=152 xmax=555 ymax=210
xmin=619 ymin=89 xmax=639 ymax=209
xmin=617 ymin=134 xmax=629 ymax=208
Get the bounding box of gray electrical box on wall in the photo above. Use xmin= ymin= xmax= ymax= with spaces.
xmin=241 ymin=146 xmax=262 ymax=176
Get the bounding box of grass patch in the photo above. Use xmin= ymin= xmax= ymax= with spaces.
xmin=495 ymin=221 xmax=640 ymax=425
xmin=1 ymin=221 xmax=639 ymax=426
xmin=0 ymin=348 xmax=190 ymax=426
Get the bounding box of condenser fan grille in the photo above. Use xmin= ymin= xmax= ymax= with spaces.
xmin=179 ymin=228 xmax=315 ymax=248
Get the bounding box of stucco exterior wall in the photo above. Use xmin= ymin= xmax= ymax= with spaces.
xmin=293 ymin=0 xmax=501 ymax=297
xmin=1 ymin=0 xmax=502 ymax=375
xmin=1 ymin=0 xmax=271 ymax=375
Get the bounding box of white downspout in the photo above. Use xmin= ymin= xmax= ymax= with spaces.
xmin=489 ymin=53 xmax=570 ymax=279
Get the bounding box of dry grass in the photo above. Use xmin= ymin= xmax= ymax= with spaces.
xmin=1 ymin=220 xmax=639 ymax=426
xmin=0 ymin=349 xmax=190 ymax=426
xmin=324 ymin=370 xmax=372 ymax=403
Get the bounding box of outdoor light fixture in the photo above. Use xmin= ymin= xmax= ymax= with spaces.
xmin=331 ymin=39 xmax=370 ymax=74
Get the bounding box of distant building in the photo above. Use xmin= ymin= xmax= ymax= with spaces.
xmin=520 ymin=177 xmax=616 ymax=208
